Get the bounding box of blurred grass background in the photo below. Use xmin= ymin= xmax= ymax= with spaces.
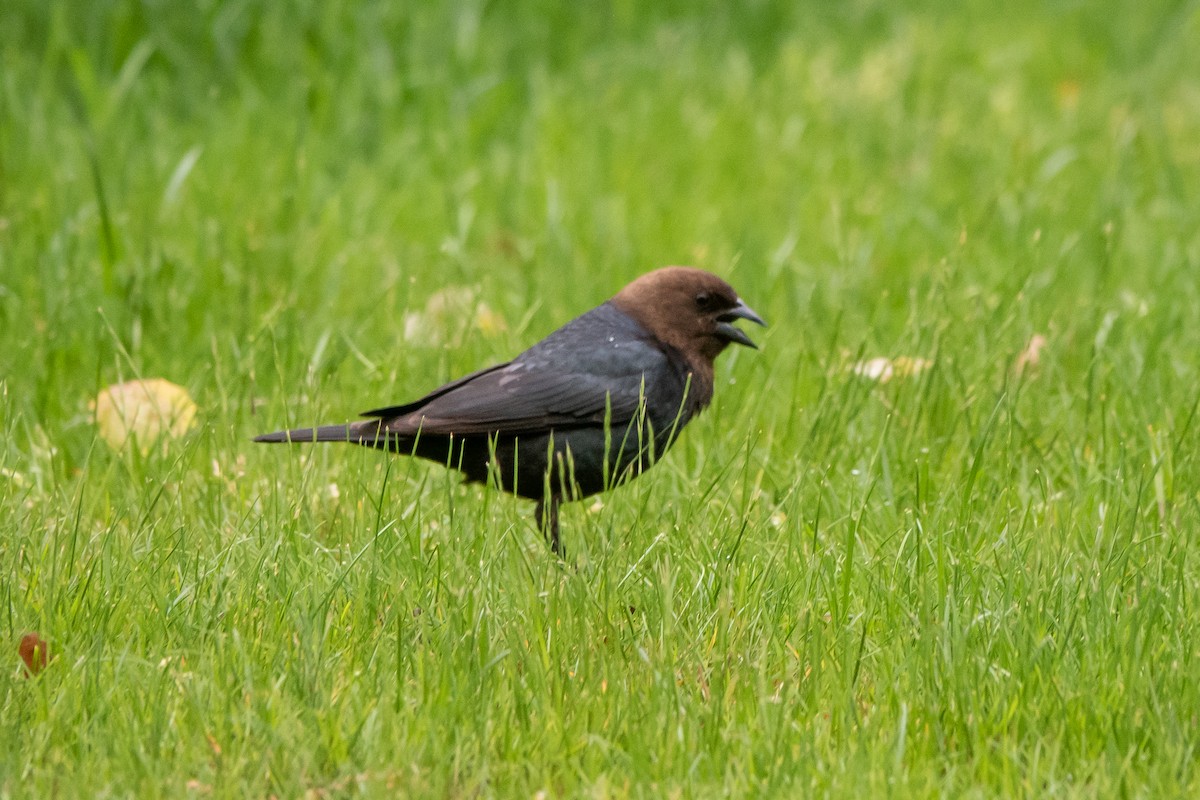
xmin=3 ymin=0 xmax=1200 ymax=796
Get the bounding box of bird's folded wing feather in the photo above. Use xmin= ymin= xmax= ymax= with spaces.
xmin=360 ymin=302 xmax=675 ymax=437
xmin=378 ymin=356 xmax=659 ymax=436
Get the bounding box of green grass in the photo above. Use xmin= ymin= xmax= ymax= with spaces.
xmin=4 ymin=0 xmax=1200 ymax=795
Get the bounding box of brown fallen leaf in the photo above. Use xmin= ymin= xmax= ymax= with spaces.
xmin=19 ymin=632 xmax=49 ymax=677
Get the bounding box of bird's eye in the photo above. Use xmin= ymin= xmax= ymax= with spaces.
xmin=694 ymin=292 xmax=714 ymax=311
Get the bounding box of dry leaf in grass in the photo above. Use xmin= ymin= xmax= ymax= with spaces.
xmin=402 ymin=286 xmax=474 ymax=345
xmin=851 ymin=356 xmax=931 ymax=383
xmin=474 ymin=302 xmax=508 ymax=337
xmin=852 ymin=357 xmax=894 ymax=381
xmin=19 ymin=632 xmax=49 ymax=677
xmin=1013 ymin=334 xmax=1048 ymax=377
xmin=403 ymin=285 xmax=508 ymax=344
xmin=1056 ymin=79 xmax=1081 ymax=111
xmin=92 ymin=378 xmax=198 ymax=454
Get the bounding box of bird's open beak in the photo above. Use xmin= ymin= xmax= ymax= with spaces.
xmin=716 ymin=300 xmax=767 ymax=349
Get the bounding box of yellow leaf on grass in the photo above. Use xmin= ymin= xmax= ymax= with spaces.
xmin=92 ymin=378 xmax=198 ymax=454
xmin=402 ymin=285 xmax=506 ymax=344
xmin=474 ymin=302 xmax=508 ymax=337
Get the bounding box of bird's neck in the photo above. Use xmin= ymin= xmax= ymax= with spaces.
xmin=670 ymin=348 xmax=716 ymax=415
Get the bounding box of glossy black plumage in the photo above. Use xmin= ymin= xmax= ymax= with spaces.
xmin=255 ymin=267 xmax=764 ymax=554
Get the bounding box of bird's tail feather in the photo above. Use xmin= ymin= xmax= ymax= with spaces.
xmin=253 ymin=421 xmax=386 ymax=445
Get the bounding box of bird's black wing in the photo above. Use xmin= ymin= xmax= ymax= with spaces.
xmin=370 ymin=303 xmax=684 ymax=437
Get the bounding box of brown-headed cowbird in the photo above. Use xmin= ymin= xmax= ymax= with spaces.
xmin=255 ymin=266 xmax=765 ymax=554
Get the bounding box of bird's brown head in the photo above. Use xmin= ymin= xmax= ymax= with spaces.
xmin=611 ymin=266 xmax=766 ymax=369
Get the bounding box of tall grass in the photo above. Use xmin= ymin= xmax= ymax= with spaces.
xmin=3 ymin=0 xmax=1200 ymax=795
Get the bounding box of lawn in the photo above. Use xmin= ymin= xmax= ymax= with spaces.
xmin=3 ymin=0 xmax=1200 ymax=796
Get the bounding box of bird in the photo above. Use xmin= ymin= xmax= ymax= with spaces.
xmin=255 ymin=266 xmax=765 ymax=554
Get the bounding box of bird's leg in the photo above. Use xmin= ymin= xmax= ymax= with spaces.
xmin=536 ymin=496 xmax=562 ymax=556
